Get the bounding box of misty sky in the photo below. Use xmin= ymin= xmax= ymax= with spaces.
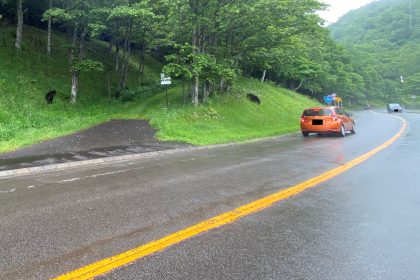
xmin=318 ymin=0 xmax=377 ymax=24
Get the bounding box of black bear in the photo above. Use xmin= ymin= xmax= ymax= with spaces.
xmin=246 ymin=93 xmax=261 ymax=105
xmin=45 ymin=90 xmax=57 ymax=104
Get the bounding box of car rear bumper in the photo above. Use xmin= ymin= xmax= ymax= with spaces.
xmin=300 ymin=123 xmax=341 ymax=134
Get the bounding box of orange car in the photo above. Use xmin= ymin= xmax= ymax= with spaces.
xmin=300 ymin=106 xmax=356 ymax=137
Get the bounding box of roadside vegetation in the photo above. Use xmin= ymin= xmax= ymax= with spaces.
xmin=143 ymin=80 xmax=319 ymax=145
xmin=0 ymin=26 xmax=318 ymax=152
xmin=4 ymin=0 xmax=416 ymax=152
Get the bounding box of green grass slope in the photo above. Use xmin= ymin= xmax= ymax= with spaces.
xmin=140 ymin=80 xmax=319 ymax=145
xmin=0 ymin=25 xmax=320 ymax=152
xmin=0 ymin=25 xmax=155 ymax=152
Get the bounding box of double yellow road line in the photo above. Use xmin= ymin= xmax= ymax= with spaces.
xmin=54 ymin=116 xmax=407 ymax=280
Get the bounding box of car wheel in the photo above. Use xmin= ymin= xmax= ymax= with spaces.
xmin=339 ymin=125 xmax=346 ymax=137
xmin=350 ymin=122 xmax=356 ymax=134
xmin=302 ymin=131 xmax=309 ymax=137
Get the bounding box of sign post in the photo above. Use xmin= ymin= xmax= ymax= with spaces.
xmin=324 ymin=95 xmax=333 ymax=105
xmin=324 ymin=94 xmax=343 ymax=107
xmin=160 ymin=73 xmax=172 ymax=108
xmin=335 ymin=97 xmax=343 ymax=107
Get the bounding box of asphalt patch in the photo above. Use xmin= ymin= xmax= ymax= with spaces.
xmin=0 ymin=120 xmax=190 ymax=171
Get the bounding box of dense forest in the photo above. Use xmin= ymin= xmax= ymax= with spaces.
xmin=330 ymin=0 xmax=420 ymax=106
xmin=1 ymin=0 xmax=373 ymax=106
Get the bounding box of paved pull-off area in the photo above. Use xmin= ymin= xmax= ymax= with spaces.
xmin=0 ymin=120 xmax=189 ymax=171
xmin=0 ymin=112 xmax=419 ymax=280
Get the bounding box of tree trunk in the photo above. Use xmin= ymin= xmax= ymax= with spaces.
xmin=138 ymin=43 xmax=145 ymax=75
xmin=107 ymin=72 xmax=111 ymax=99
xmin=118 ymin=20 xmax=132 ymax=92
xmin=294 ymin=80 xmax=304 ymax=91
xmin=138 ymin=44 xmax=145 ymax=86
xmin=261 ymin=70 xmax=267 ymax=83
xmin=79 ymin=27 xmax=86 ymax=60
xmin=70 ymin=71 xmax=79 ymax=104
xmin=193 ymin=75 xmax=199 ymax=106
xmin=68 ymin=22 xmax=82 ymax=103
xmin=69 ymin=22 xmax=78 ymax=70
xmin=182 ymin=78 xmax=186 ymax=104
xmin=110 ymin=21 xmax=117 ymax=54
xmin=122 ymin=39 xmax=131 ymax=88
xmin=15 ymin=0 xmax=23 ymax=50
xmin=108 ymin=37 xmax=113 ymax=54
xmin=203 ymin=81 xmax=210 ymax=103
xmin=220 ymin=78 xmax=224 ymax=93
xmin=47 ymin=0 xmax=52 ymax=55
xmin=192 ymin=24 xmax=199 ymax=106
xmin=115 ymin=44 xmax=120 ymax=71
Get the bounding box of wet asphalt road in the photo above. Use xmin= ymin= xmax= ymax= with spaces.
xmin=0 ymin=111 xmax=419 ymax=280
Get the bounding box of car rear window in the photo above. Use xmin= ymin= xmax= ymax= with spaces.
xmin=389 ymin=104 xmax=401 ymax=109
xmin=302 ymin=109 xmax=333 ymax=117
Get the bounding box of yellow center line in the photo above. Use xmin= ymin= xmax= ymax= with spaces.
xmin=53 ymin=116 xmax=407 ymax=280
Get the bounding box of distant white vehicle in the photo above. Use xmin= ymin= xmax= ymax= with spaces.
xmin=387 ymin=103 xmax=403 ymax=113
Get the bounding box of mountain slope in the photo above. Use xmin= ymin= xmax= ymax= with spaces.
xmin=331 ymin=0 xmax=419 ymax=46
xmin=329 ymin=0 xmax=420 ymax=105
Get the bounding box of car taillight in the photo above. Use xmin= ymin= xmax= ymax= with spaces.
xmin=332 ymin=116 xmax=339 ymax=122
xmin=301 ymin=117 xmax=305 ymax=123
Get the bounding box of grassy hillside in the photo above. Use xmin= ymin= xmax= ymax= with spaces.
xmin=0 ymin=25 xmax=319 ymax=152
xmin=142 ymin=80 xmax=319 ymax=145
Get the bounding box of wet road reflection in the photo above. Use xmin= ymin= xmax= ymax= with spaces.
xmin=0 ymin=143 xmax=187 ymax=171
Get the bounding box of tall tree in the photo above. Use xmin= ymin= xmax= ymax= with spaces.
xmin=46 ymin=0 xmax=52 ymax=55
xmin=15 ymin=0 xmax=22 ymax=49
xmin=108 ymin=1 xmax=155 ymax=93
xmin=57 ymin=0 xmax=104 ymax=103
xmin=42 ymin=3 xmax=71 ymax=56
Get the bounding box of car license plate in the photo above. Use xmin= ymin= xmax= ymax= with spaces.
xmin=312 ymin=119 xmax=323 ymax=125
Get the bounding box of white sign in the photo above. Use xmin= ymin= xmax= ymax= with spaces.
xmin=161 ymin=73 xmax=172 ymax=85
xmin=161 ymin=78 xmax=171 ymax=85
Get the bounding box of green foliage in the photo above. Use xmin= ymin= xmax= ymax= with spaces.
xmin=88 ymin=23 xmax=108 ymax=37
xmin=163 ymin=44 xmax=194 ymax=79
xmin=1 ymin=0 xmax=367 ymax=104
xmin=1 ymin=0 xmax=380 ymax=150
xmin=402 ymin=72 xmax=420 ymax=97
xmin=42 ymin=8 xmax=73 ymax=22
xmin=330 ymin=0 xmax=420 ymax=105
xmin=163 ymin=44 xmax=237 ymax=89
xmin=108 ymin=3 xmax=154 ymax=20
xmin=331 ymin=0 xmax=417 ymax=45
xmin=71 ymin=59 xmax=104 ymax=72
